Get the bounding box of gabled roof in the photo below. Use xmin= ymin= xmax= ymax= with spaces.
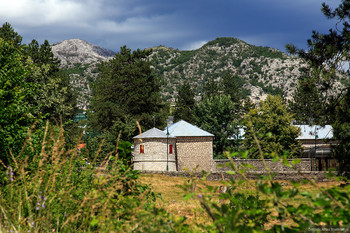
xmin=164 ymin=120 xmax=214 ymax=137
xmin=296 ymin=125 xmax=333 ymax=140
xmin=133 ymin=127 xmax=174 ymax=139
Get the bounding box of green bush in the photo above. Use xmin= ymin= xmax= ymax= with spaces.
xmin=0 ymin=123 xmax=188 ymax=232
xmin=181 ymin=136 xmax=350 ymax=232
xmin=2 ymin=122 xmax=350 ymax=232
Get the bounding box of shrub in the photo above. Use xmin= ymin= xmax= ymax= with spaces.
xmin=0 ymin=123 xmax=188 ymax=232
xmin=181 ymin=131 xmax=350 ymax=232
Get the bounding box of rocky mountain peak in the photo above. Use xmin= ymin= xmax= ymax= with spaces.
xmin=51 ymin=39 xmax=115 ymax=67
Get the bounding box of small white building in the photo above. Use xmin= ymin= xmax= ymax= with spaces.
xmin=132 ymin=127 xmax=177 ymax=171
xmin=132 ymin=120 xmax=214 ymax=172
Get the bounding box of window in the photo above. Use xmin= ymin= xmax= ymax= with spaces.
xmin=140 ymin=145 xmax=144 ymax=154
xmin=168 ymin=144 xmax=173 ymax=154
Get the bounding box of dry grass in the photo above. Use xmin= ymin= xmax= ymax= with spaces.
xmin=139 ymin=173 xmax=343 ymax=227
xmin=139 ymin=174 xmax=217 ymax=224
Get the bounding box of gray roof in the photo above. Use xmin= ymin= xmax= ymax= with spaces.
xmin=133 ymin=127 xmax=174 ymax=139
xmin=164 ymin=120 xmax=214 ymax=137
xmin=296 ymin=125 xmax=333 ymax=140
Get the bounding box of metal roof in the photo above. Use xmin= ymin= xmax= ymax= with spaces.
xmin=164 ymin=120 xmax=214 ymax=137
xmin=133 ymin=127 xmax=175 ymax=139
xmin=296 ymin=125 xmax=333 ymax=140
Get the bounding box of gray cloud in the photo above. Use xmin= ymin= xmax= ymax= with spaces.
xmin=0 ymin=0 xmax=343 ymax=52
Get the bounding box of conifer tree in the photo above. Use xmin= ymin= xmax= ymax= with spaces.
xmin=0 ymin=22 xmax=22 ymax=47
xmin=221 ymin=71 xmax=243 ymax=115
xmin=173 ymin=82 xmax=195 ymax=123
xmin=289 ymin=71 xmax=325 ymax=124
xmin=25 ymin=39 xmax=77 ymax=122
xmin=202 ymin=77 xmax=219 ymax=98
xmin=286 ymin=0 xmax=350 ymax=175
xmin=89 ymin=46 xmax=167 ymax=143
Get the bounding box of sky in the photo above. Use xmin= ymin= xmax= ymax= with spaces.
xmin=0 ymin=0 xmax=342 ymax=53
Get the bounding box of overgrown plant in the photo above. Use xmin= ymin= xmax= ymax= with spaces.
xmin=0 ymin=122 xmax=188 ymax=232
xmin=182 ymin=124 xmax=350 ymax=232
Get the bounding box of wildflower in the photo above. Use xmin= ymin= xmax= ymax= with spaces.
xmin=36 ymin=194 xmax=46 ymax=210
xmin=27 ymin=218 xmax=34 ymax=228
xmin=7 ymin=166 xmax=14 ymax=182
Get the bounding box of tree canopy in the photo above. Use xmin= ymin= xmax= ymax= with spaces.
xmin=286 ymin=1 xmax=350 ymax=176
xmin=194 ymin=94 xmax=239 ymax=158
xmin=0 ymin=23 xmax=78 ymax=165
xmin=243 ymin=95 xmax=302 ymax=158
xmin=173 ymin=82 xmax=196 ymax=123
xmin=89 ymin=46 xmax=167 ymax=145
xmin=0 ymin=38 xmax=39 ymax=164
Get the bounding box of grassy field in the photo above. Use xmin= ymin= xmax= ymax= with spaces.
xmin=139 ymin=173 xmax=342 ymax=227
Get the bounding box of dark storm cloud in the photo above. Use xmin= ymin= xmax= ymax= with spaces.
xmin=0 ymin=0 xmax=341 ymax=52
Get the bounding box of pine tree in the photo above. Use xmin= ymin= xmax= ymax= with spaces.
xmin=173 ymin=82 xmax=195 ymax=123
xmin=289 ymin=71 xmax=325 ymax=124
xmin=89 ymin=46 xmax=167 ymax=142
xmin=202 ymin=77 xmax=219 ymax=98
xmin=25 ymin=39 xmax=77 ymax=122
xmin=221 ymin=71 xmax=243 ymax=115
xmin=286 ymin=0 xmax=350 ymax=176
xmin=0 ymin=22 xmax=22 ymax=47
xmin=221 ymin=72 xmax=242 ymax=103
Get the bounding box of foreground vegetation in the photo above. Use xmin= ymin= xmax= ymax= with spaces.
xmin=0 ymin=123 xmax=349 ymax=232
xmin=140 ymin=174 xmax=345 ymax=228
xmin=1 ymin=0 xmax=350 ymax=231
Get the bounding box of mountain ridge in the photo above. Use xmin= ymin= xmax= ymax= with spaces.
xmin=51 ymin=37 xmax=338 ymax=110
xmin=52 ymin=39 xmax=115 ymax=67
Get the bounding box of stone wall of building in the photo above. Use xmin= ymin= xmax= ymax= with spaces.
xmin=133 ymin=138 xmax=177 ymax=171
xmin=176 ymin=136 xmax=213 ymax=172
xmin=213 ymin=158 xmax=312 ymax=172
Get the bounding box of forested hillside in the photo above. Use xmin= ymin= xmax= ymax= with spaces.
xmin=149 ymin=37 xmax=304 ymax=101
xmin=52 ymin=37 xmax=315 ymax=109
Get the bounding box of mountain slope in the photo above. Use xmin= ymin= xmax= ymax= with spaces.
xmin=149 ymin=37 xmax=305 ymax=101
xmin=53 ymin=37 xmax=337 ymax=110
xmin=52 ymin=39 xmax=115 ymax=110
xmin=52 ymin=39 xmax=115 ymax=67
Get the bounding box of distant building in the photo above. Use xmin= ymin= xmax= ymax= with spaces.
xmin=296 ymin=125 xmax=337 ymax=171
xmin=132 ymin=120 xmax=214 ymax=172
xmin=133 ymin=127 xmax=177 ymax=171
xmin=296 ymin=125 xmax=334 ymax=157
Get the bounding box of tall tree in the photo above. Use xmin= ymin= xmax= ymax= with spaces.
xmin=0 ymin=22 xmax=22 ymax=47
xmin=89 ymin=46 xmax=167 ymax=143
xmin=0 ymin=23 xmax=77 ymax=122
xmin=286 ymin=0 xmax=350 ymax=176
xmin=0 ymin=38 xmax=38 ymax=164
xmin=202 ymin=77 xmax=220 ymax=98
xmin=220 ymin=71 xmax=244 ymax=115
xmin=25 ymin=39 xmax=77 ymax=122
xmin=289 ymin=70 xmax=325 ymax=124
xmin=173 ymin=82 xmax=196 ymax=123
xmin=243 ymin=95 xmax=302 ymax=158
xmin=194 ymin=94 xmax=238 ymax=158
xmin=221 ymin=72 xmax=242 ymax=103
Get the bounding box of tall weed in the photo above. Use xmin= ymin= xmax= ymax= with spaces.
xmin=0 ymin=122 xmax=188 ymax=232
